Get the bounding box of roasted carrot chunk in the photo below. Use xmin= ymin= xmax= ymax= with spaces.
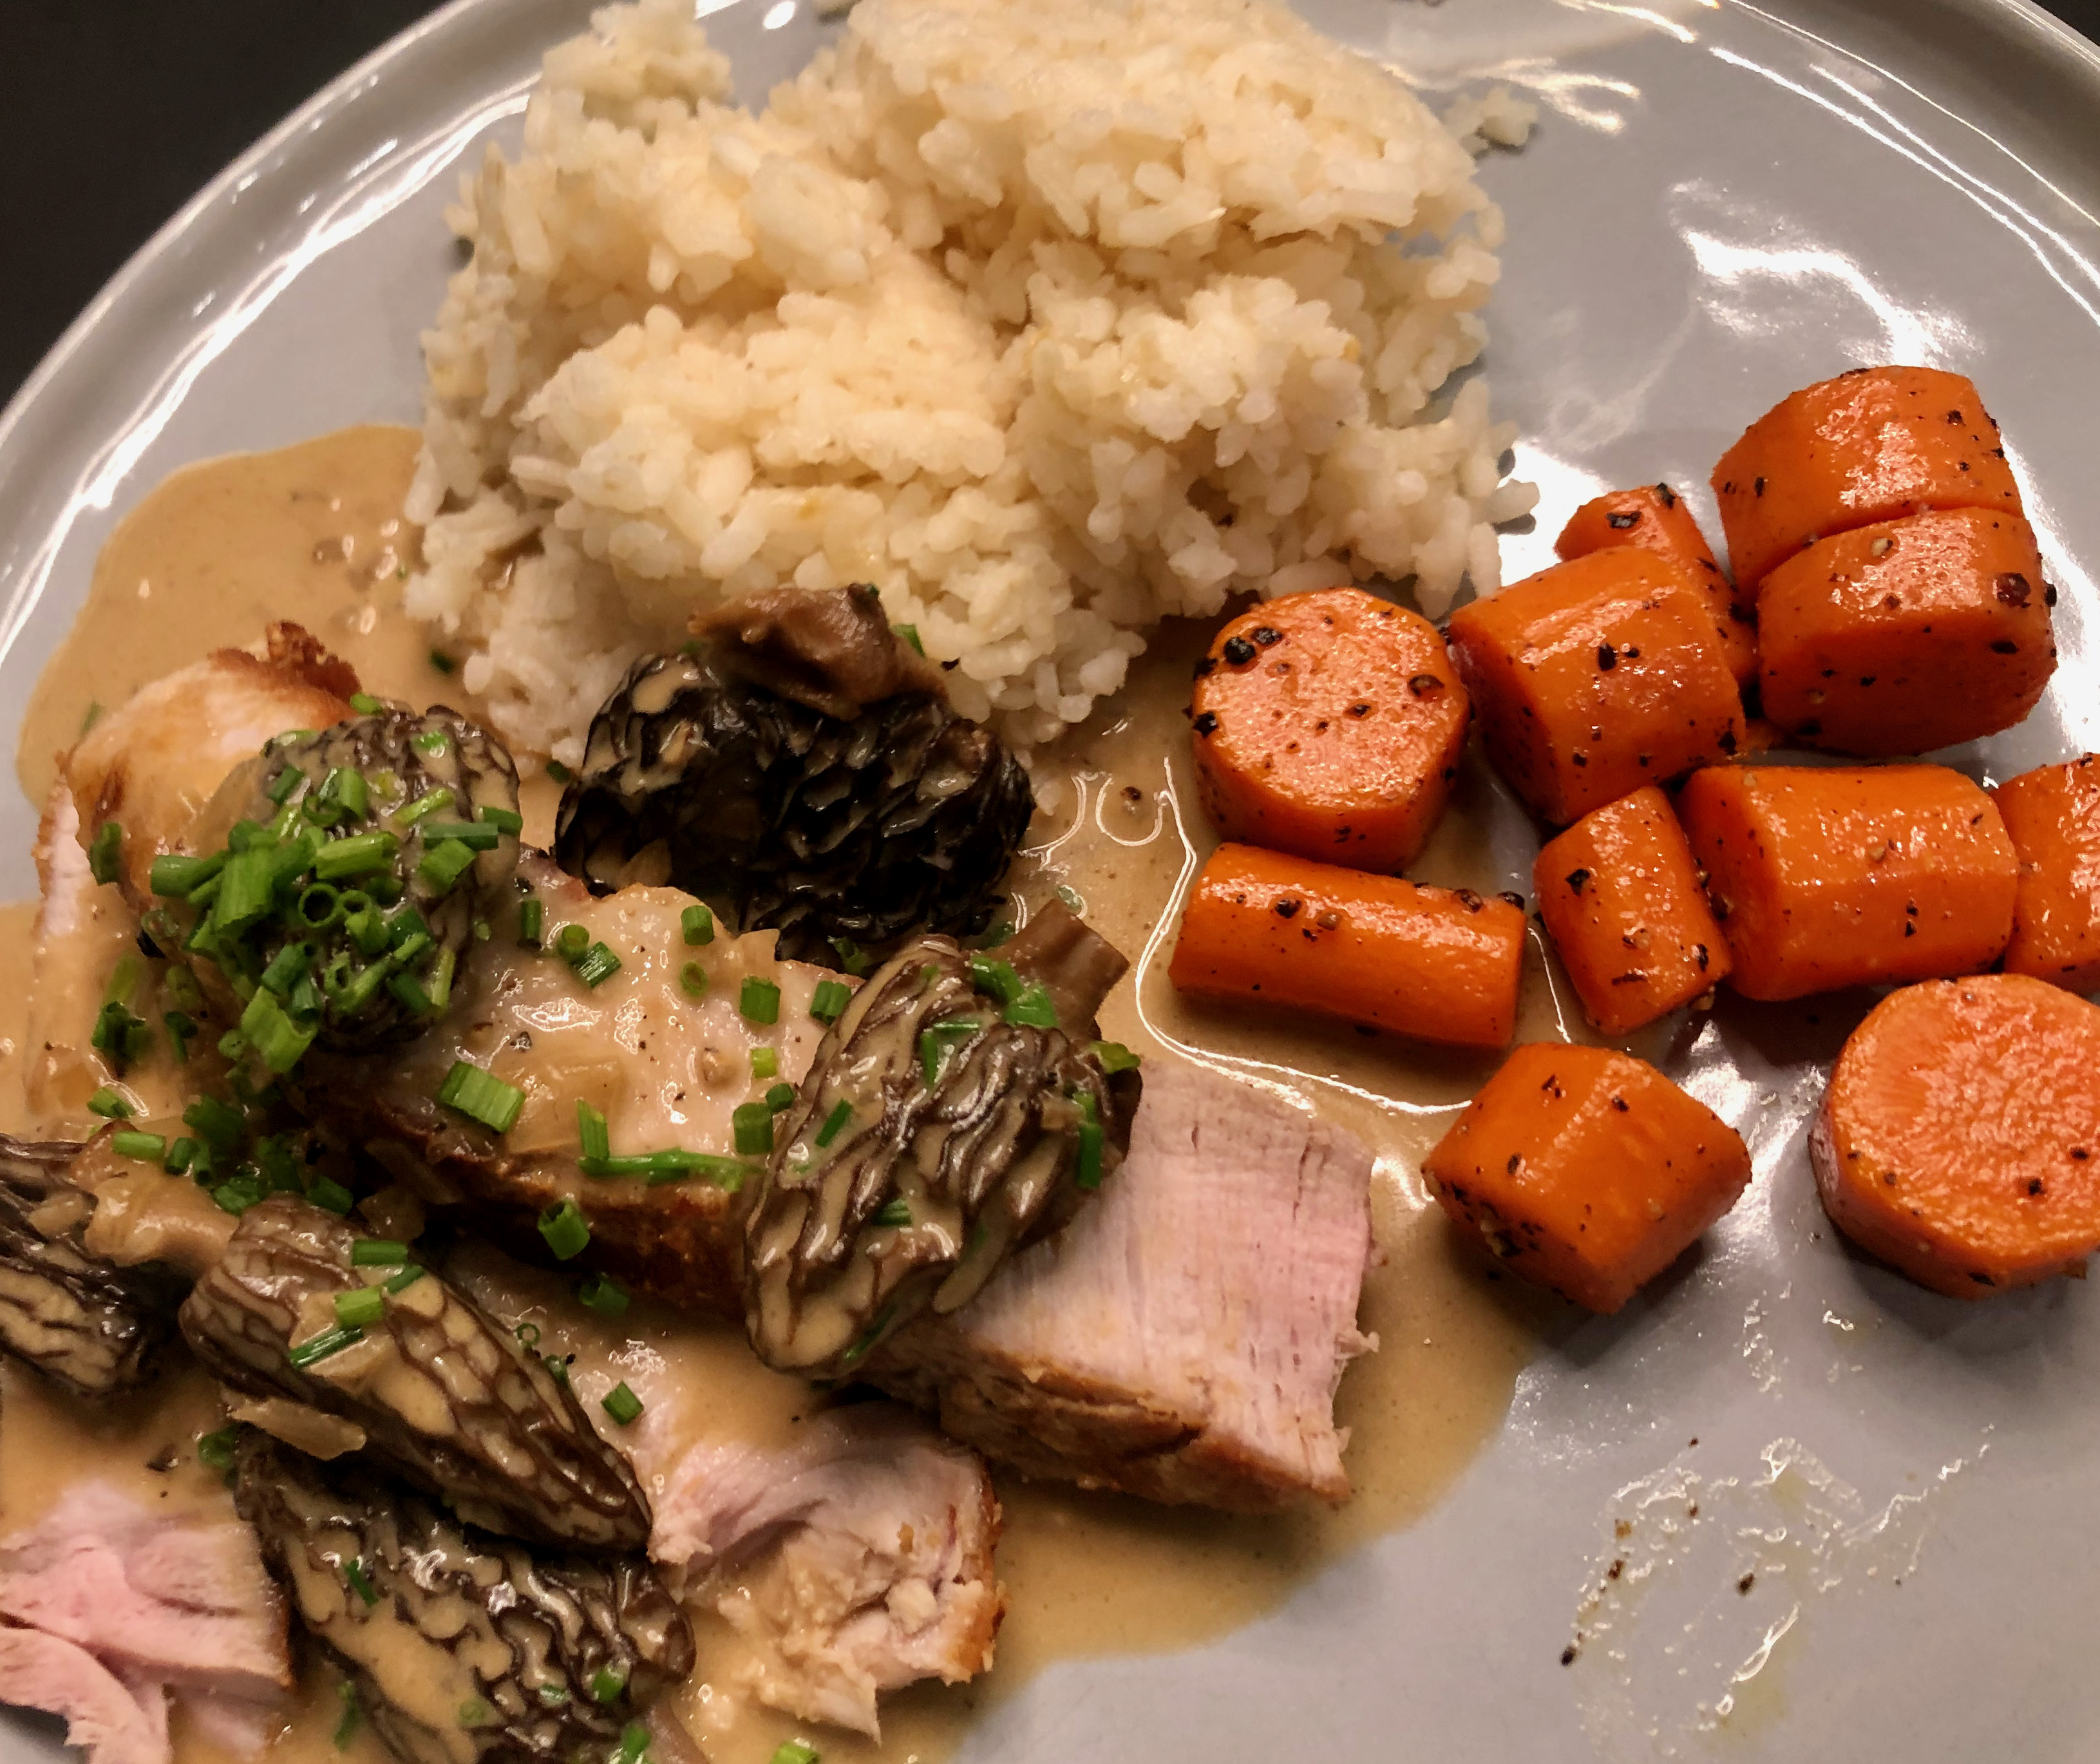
xmin=1813 ymin=975 xmax=2100 ymax=1297
xmin=1446 ymin=549 xmax=1745 ymax=828
xmin=1758 ymin=507 xmax=2055 ymax=755
xmin=1191 ymin=587 xmax=1469 ymax=872
xmin=1423 ymin=1043 xmax=1751 ymax=1313
xmin=1710 ymin=365 xmax=2023 ymax=594
xmin=1167 ymin=842 xmax=1523 ymax=1049
xmin=1533 ymin=787 xmax=1731 ymax=1035
xmin=1993 ymin=755 xmax=2100 ymax=994
xmin=1555 ymin=483 xmax=1756 ymax=685
xmin=1676 ymin=763 xmax=2017 ymax=1001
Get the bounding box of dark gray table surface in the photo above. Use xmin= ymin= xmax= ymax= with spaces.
xmin=1 ymin=0 xmax=2097 ymax=407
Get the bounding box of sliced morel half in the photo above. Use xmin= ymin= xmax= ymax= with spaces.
xmin=744 ymin=906 xmax=1139 ymax=1376
xmin=234 ymin=1431 xmax=691 ymax=1764
xmin=161 ymin=703 xmax=520 ymax=1059
xmin=553 ymin=585 xmax=1033 ymax=967
xmin=178 ymin=1196 xmax=648 ymax=1549
xmin=0 ymin=1135 xmax=182 ymax=1398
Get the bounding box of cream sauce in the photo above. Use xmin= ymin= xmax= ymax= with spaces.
xmin=5 ymin=430 xmax=1559 ymax=1764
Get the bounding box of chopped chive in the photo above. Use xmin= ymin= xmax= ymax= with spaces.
xmin=342 ymin=1557 xmax=379 ymax=1607
xmin=577 ymin=1100 xmax=610 ymax=1164
xmin=426 ymin=946 xmax=457 ymax=1011
xmin=874 ymin=1199 xmax=911 ymax=1229
xmin=892 ymin=621 xmax=924 ymax=656
xmin=572 ymin=942 xmax=622 ymax=989
xmin=554 ymin=924 xmax=590 ymax=962
xmin=544 ymin=759 xmax=574 ymax=784
xmin=614 ymin=1723 xmax=651 ymax=1764
xmin=149 ymin=851 xmax=224 ymax=897
xmin=196 ymin=1426 xmax=238 ymax=1471
xmin=809 ymin=979 xmax=853 ymax=1025
xmin=1092 ymin=1040 xmax=1142 ymax=1074
xmin=348 ymin=693 xmax=384 ymax=716
xmin=386 ymin=907 xmax=430 ymax=951
xmin=88 ymin=821 xmax=124 ymax=886
xmin=515 ymin=1322 xmax=541 ymax=1348
xmin=750 ymin=1046 xmax=778 ymax=1081
xmin=732 ymin=1102 xmax=774 ymax=1157
xmin=577 ymin=1273 xmax=629 ymax=1316
xmin=538 ymin=1199 xmax=590 ymax=1261
xmin=413 ymin=729 xmax=451 ymax=757
xmin=111 ymin=1131 xmax=166 ymax=1163
xmin=600 ymin=1384 xmax=643 ymax=1428
xmin=417 ymin=839 xmax=478 ymax=894
xmin=918 ymin=1017 xmax=981 ymax=1087
xmin=974 ymin=918 xmax=1016 ymax=951
xmin=770 ymin=1744 xmax=819 ymax=1764
xmin=591 ymin=1665 xmax=630 ymax=1706
xmin=1074 ymin=1088 xmax=1104 ymax=1190
xmin=838 ymin=1302 xmax=896 ymax=1370
xmin=478 ymin=804 xmax=524 ymax=836
xmin=388 ymin=972 xmax=436 ymax=1016
xmin=333 ymin=1682 xmax=361 ymax=1751
xmin=213 ymin=1178 xmax=264 ymax=1217
xmin=1003 ymin=982 xmax=1059 ymax=1029
xmin=295 ymin=882 xmax=346 ymax=931
xmin=309 ymin=1175 xmax=357 ymax=1216
xmin=314 ymin=831 xmax=399 ymax=882
xmin=164 ymin=1137 xmax=200 ymax=1177
xmin=679 ymin=961 xmax=706 ymax=1000
xmin=681 ymin=903 xmax=714 ymax=946
xmin=829 ymin=938 xmax=870 ymax=977
xmin=518 ymin=896 xmax=544 ymax=950
xmin=429 ymin=649 xmax=457 ymax=675
xmin=815 ymin=1099 xmax=852 ymax=1148
xmin=457 ymin=1700 xmax=492 ymax=1730
xmin=241 ymin=988 xmax=316 ymax=1075
xmin=86 ymin=1086 xmax=133 ymax=1120
xmin=260 ymin=941 xmax=315 ymax=998
xmin=739 ymin=978 xmax=780 ymax=1025
xmin=289 ymin=1323 xmax=364 ymax=1369
xmin=384 ymin=1264 xmax=426 ymax=1295
xmin=266 ymin=764 xmax=303 ymax=806
xmin=351 ymin=1239 xmax=410 ymax=1267
xmin=392 ymin=787 xmax=454 ymax=828
xmin=164 ymin=965 xmax=203 ymax=1011
xmin=334 ymin=1286 xmax=385 ymax=1329
xmin=536 ymin=1683 xmax=569 ymax=1708
xmin=436 ymin=1061 xmax=524 ymax=1133
xmin=764 ymin=1083 xmax=796 ymax=1113
xmin=969 ymin=956 xmax=1021 ymax=1005
xmin=544 ymin=1354 xmax=571 ymax=1382
xmin=417 ymin=820 xmax=500 ymax=851
xmin=184 ymin=1095 xmax=245 ymax=1152
xmin=79 ymin=701 xmax=102 ymax=735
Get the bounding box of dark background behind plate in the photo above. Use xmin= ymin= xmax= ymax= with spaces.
xmin=1 ymin=0 xmax=2097 ymax=409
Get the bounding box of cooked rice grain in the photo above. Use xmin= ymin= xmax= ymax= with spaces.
xmin=406 ymin=0 xmax=1537 ymax=764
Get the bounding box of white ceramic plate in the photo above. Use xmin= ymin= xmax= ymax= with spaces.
xmin=5 ymin=1 xmax=2100 ymax=1758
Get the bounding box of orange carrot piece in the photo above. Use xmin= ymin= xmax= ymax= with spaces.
xmin=1446 ymin=549 xmax=1745 ymax=828
xmin=1758 ymin=507 xmax=2055 ymax=755
xmin=1167 ymin=842 xmax=1523 ymax=1049
xmin=1676 ymin=763 xmax=2017 ymax=1001
xmin=1555 ymin=483 xmax=1757 ymax=685
xmin=1191 ymin=587 xmax=1469 ymax=872
xmin=1423 ymin=1043 xmax=1751 ymax=1313
xmin=1533 ymin=786 xmax=1731 ymax=1035
xmin=1813 ymin=975 xmax=2100 ymax=1297
xmin=1710 ymin=365 xmax=2024 ymax=594
xmin=1994 ymin=754 xmax=2100 ymax=994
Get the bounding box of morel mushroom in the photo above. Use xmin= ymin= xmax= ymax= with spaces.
xmin=553 ymin=585 xmax=1033 ymax=967
xmin=234 ymin=1432 xmax=691 ymax=1764
xmin=0 ymin=1135 xmax=181 ymax=1398
xmin=164 ymin=704 xmax=520 ymax=1058
xmin=179 ymin=1196 xmax=649 ymax=1550
xmin=744 ymin=905 xmax=1140 ymax=1376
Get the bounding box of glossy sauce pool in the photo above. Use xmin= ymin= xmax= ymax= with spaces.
xmin=5 ymin=427 xmax=1560 ymax=1764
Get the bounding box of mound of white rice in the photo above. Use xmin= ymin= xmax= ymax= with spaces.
xmin=406 ymin=0 xmax=1537 ymax=766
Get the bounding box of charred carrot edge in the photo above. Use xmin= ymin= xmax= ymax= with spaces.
xmin=1812 ymin=974 xmax=2100 ymax=1298
xmin=1167 ymin=842 xmax=1524 ymax=1050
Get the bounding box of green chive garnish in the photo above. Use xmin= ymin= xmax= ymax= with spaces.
xmin=1092 ymin=1040 xmax=1142 ymax=1074
xmin=969 ymin=955 xmax=1021 ymax=1004
xmin=679 ymin=961 xmax=706 ymax=999
xmin=348 ymin=693 xmax=384 ymax=716
xmin=184 ymin=1095 xmax=244 ymax=1151
xmin=86 ymin=1086 xmax=133 ymax=1120
xmin=554 ymin=924 xmax=590 ymax=962
xmin=918 ymin=1018 xmax=980 ymax=1087
xmin=164 ymin=1137 xmax=200 ymax=1177
xmin=308 ymin=1177 xmax=356 ymax=1217
xmin=88 ymin=821 xmax=124 ymax=886
xmin=681 ymin=903 xmax=714 ymax=946
xmin=739 ymin=978 xmax=780 ymax=1025
xmin=518 ymin=896 xmax=544 ymax=950
xmin=815 ymin=1099 xmax=852 ymax=1148
xmin=334 ymin=1682 xmax=361 ymax=1750
xmin=417 ymin=820 xmax=500 ymax=851
xmin=314 ymin=831 xmax=399 ymax=882
xmin=571 ymin=942 xmax=622 ymax=988
xmin=196 ymin=1425 xmax=238 ymax=1471
xmin=417 ymin=839 xmax=478 ymax=894
xmin=829 ymin=938 xmax=870 ymax=977
xmin=429 ymin=649 xmax=457 ymax=675
xmin=750 ymin=1046 xmax=779 ymax=1081
xmin=351 ymin=1239 xmax=410 ymax=1267
xmin=769 ymin=1743 xmax=820 ymax=1764
xmin=545 ymin=759 xmax=573 ymax=785
xmin=809 ymin=979 xmax=852 ymax=1025
xmin=764 ymin=1082 xmax=796 ymax=1113
xmin=343 ymin=1556 xmax=379 ymax=1606
xmin=479 ymin=804 xmax=524 ymax=835
xmin=149 ymin=851 xmax=224 ymax=897
xmin=384 ymin=1264 xmax=426 ymax=1295
xmin=538 ymin=1199 xmax=590 ymax=1261
xmin=577 ymin=1273 xmax=629 ymax=1317
xmin=288 ymin=1323 xmax=364 ymax=1369
xmin=334 ymin=1287 xmax=385 ymax=1329
xmin=600 ymin=1384 xmax=643 ymax=1428
xmin=1074 ymin=1088 xmax=1104 ymax=1190
xmin=577 ymin=1100 xmax=610 ymax=1164
xmin=875 ymin=1199 xmax=911 ymax=1228
xmin=436 ymin=1061 xmax=524 ymax=1133
xmin=732 ymin=1102 xmax=775 ymax=1157
xmin=392 ymin=787 xmax=454 ymax=828
xmin=1003 ymin=982 xmax=1059 ymax=1029
xmin=111 ymin=1131 xmax=166 ymax=1163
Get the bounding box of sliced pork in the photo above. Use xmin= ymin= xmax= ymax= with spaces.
xmin=648 ymin=1404 xmax=1002 ymax=1738
xmin=299 ymin=854 xmax=840 ymax=1313
xmin=871 ymin=1060 xmax=1376 ymax=1511
xmin=0 ymin=1482 xmax=290 ymax=1703
xmin=0 ymin=1629 xmax=168 ymax=1764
